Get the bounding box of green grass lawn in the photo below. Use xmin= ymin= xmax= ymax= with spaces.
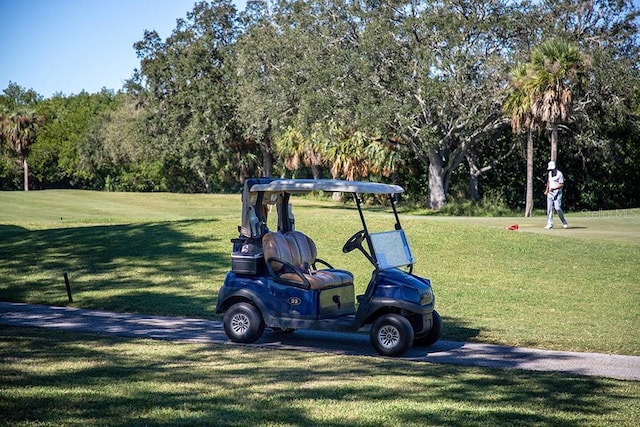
xmin=2 ymin=327 xmax=639 ymax=427
xmin=1 ymin=190 xmax=639 ymax=426
xmin=1 ymin=190 xmax=639 ymax=355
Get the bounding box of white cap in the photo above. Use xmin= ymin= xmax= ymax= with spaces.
xmin=547 ymin=161 xmax=556 ymax=170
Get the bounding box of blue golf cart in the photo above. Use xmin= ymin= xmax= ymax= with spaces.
xmin=216 ymin=178 xmax=442 ymax=356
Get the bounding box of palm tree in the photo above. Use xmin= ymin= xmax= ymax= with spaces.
xmin=526 ymin=39 xmax=589 ymax=162
xmin=503 ymin=64 xmax=540 ymax=217
xmin=323 ymin=125 xmax=399 ymax=182
xmin=0 ymin=110 xmax=42 ymax=191
xmin=274 ymin=126 xmax=323 ymax=179
xmin=325 ymin=129 xmax=369 ymax=181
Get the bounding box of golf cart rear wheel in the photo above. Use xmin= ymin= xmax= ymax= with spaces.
xmin=413 ymin=310 xmax=443 ymax=347
xmin=370 ymin=314 xmax=414 ymax=357
xmin=223 ymin=302 xmax=265 ymax=343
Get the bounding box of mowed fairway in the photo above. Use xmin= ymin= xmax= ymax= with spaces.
xmin=1 ymin=189 xmax=639 ymax=355
xmin=1 ymin=190 xmax=640 ymax=426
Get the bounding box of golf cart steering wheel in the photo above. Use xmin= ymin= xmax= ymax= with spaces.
xmin=342 ymin=230 xmax=366 ymax=253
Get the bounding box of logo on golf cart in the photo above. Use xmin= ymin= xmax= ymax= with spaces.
xmin=288 ymin=297 xmax=302 ymax=305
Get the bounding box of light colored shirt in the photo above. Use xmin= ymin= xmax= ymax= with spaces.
xmin=548 ymin=170 xmax=564 ymax=191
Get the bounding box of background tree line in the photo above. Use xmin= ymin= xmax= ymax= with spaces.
xmin=1 ymin=0 xmax=639 ymax=213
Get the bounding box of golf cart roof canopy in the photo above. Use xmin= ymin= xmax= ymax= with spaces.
xmin=248 ymin=179 xmax=404 ymax=194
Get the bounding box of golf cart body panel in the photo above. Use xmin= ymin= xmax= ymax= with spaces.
xmin=216 ymin=178 xmax=441 ymax=356
xmin=219 ymin=273 xmax=356 ymax=320
xmin=219 ymin=267 xmax=435 ymax=335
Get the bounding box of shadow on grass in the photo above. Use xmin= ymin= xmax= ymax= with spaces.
xmin=1 ymin=327 xmax=636 ymax=426
xmin=441 ymin=315 xmax=481 ymax=342
xmin=0 ymin=221 xmax=227 ymax=317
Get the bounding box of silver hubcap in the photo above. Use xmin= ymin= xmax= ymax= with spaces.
xmin=231 ymin=313 xmax=250 ymax=335
xmin=377 ymin=325 xmax=400 ymax=349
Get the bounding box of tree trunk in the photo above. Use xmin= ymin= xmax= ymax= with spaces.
xmin=550 ymin=124 xmax=558 ymax=162
xmin=307 ymin=149 xmax=323 ymax=179
xmin=427 ymin=154 xmax=446 ymax=210
xmin=22 ymin=157 xmax=29 ymax=192
xmin=466 ymin=152 xmax=481 ymax=202
xmin=524 ymin=129 xmax=534 ymax=217
xmin=465 ymin=137 xmax=517 ymax=205
xmin=469 ymin=170 xmax=480 ymax=203
xmin=196 ymin=168 xmax=211 ymax=193
xmin=403 ymin=135 xmax=464 ymax=211
xmin=260 ymin=136 xmax=273 ymax=178
xmin=311 ymin=164 xmax=321 ymax=180
xmin=262 ymin=151 xmax=273 ymax=178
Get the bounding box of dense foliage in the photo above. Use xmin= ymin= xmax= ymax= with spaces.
xmin=1 ymin=0 xmax=639 ymax=212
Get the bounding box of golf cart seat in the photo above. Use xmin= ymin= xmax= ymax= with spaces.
xmin=263 ymin=231 xmax=353 ymax=289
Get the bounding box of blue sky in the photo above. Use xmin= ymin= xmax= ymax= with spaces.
xmin=0 ymin=0 xmax=246 ymax=98
xmin=2 ymin=0 xmax=638 ymax=99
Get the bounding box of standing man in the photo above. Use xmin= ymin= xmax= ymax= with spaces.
xmin=544 ymin=161 xmax=568 ymax=229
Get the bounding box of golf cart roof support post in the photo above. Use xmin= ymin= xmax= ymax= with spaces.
xmin=278 ymin=192 xmax=291 ymax=233
xmin=255 ymin=192 xmax=265 ymax=218
xmin=390 ymin=194 xmax=402 ymax=231
xmin=353 ymin=192 xmax=369 ymax=235
xmin=353 ymin=192 xmax=379 ymax=267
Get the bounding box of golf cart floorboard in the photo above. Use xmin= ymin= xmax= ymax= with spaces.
xmin=272 ymin=314 xmax=362 ymax=332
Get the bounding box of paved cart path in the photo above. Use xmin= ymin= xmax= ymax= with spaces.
xmin=1 ymin=302 xmax=639 ymax=381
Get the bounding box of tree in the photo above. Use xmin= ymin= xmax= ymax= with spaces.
xmin=503 ymin=38 xmax=590 ymax=216
xmin=503 ymin=63 xmax=541 ymax=217
xmin=31 ymin=90 xmax=119 ymax=189
xmin=275 ymin=126 xmax=324 ymax=179
xmin=75 ymin=93 xmax=170 ymax=192
xmin=0 ymin=110 xmax=42 ymax=191
xmin=351 ymin=0 xmax=514 ymax=209
xmin=235 ymin=0 xmax=364 ymax=179
xmin=464 ymin=134 xmax=517 ymax=205
xmin=323 ymin=127 xmax=374 ymax=181
xmin=233 ymin=0 xmax=284 ymax=178
xmin=499 ymin=1 xmax=638 ymax=213
xmin=0 ymin=82 xmax=42 ymax=110
xmin=526 ymin=39 xmax=590 ymax=162
xmin=133 ymin=0 xmax=241 ymax=192
xmin=0 ymin=83 xmax=42 ymax=190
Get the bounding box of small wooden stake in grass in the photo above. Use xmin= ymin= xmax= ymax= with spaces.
xmin=63 ymin=272 xmax=73 ymax=302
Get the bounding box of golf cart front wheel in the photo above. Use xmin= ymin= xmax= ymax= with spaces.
xmin=370 ymin=314 xmax=414 ymax=357
xmin=223 ymin=302 xmax=265 ymax=343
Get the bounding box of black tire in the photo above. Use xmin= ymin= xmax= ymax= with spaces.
xmin=223 ymin=302 xmax=265 ymax=343
xmin=370 ymin=314 xmax=414 ymax=357
xmin=413 ymin=311 xmax=443 ymax=347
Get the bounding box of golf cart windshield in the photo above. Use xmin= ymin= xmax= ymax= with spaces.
xmin=369 ymin=230 xmax=415 ymax=270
